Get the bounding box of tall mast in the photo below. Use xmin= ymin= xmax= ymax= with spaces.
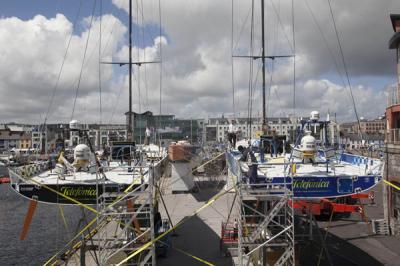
xmin=128 ymin=0 xmax=133 ymax=141
xmin=261 ymin=0 xmax=267 ymax=131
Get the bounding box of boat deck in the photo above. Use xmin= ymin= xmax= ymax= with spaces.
xmin=30 ymin=168 xmax=146 ymax=185
xmin=237 ymin=154 xmax=382 ymax=178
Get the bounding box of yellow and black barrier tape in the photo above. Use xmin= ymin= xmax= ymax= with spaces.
xmin=116 ymin=185 xmax=236 ymax=266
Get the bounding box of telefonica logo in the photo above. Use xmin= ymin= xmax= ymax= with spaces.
xmin=60 ymin=187 xmax=97 ymax=197
xmin=293 ymin=180 xmax=330 ymax=189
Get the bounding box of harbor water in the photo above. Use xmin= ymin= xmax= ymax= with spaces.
xmin=0 ymin=184 xmax=92 ymax=266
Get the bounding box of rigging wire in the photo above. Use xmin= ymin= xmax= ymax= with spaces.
xmin=232 ymin=5 xmax=252 ymax=55
xmin=158 ymin=0 xmax=163 ymax=146
xmin=136 ymin=0 xmax=140 ymax=112
xmin=273 ymin=86 xmax=285 ymax=117
xmin=265 ymin=0 xmax=278 ymax=119
xmin=303 ymin=0 xmax=346 ymax=89
xmin=43 ymin=0 xmax=83 ymax=124
xmin=268 ymin=0 xmax=294 ymax=53
xmin=247 ymin=0 xmax=255 ymax=139
xmin=266 ymin=60 xmax=274 ymax=117
xmin=291 ymin=0 xmax=296 ymax=124
xmin=71 ymin=0 xmax=98 ymax=121
xmin=139 ymin=0 xmax=150 ymax=111
xmin=326 ymin=0 xmax=363 ymax=139
xmin=231 ymin=0 xmax=236 ymax=117
xmin=100 ymin=17 xmax=118 ymax=57
xmin=99 ymin=0 xmax=102 ymax=124
xmin=269 ymin=0 xmax=286 ymax=118
xmin=108 ymin=72 xmax=139 ymax=124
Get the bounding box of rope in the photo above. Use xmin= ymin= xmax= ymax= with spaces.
xmin=71 ymin=0 xmax=97 ymax=121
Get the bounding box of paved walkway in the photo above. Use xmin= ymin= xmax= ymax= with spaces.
xmin=158 ymin=177 xmax=235 ymax=266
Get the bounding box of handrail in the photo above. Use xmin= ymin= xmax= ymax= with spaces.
xmin=386 ymin=128 xmax=400 ymax=144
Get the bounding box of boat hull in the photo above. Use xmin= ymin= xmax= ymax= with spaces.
xmin=11 ymin=183 xmax=134 ymax=205
xmin=226 ymin=151 xmax=382 ymax=199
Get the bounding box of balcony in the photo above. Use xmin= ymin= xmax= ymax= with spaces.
xmin=386 ymin=128 xmax=400 ymax=144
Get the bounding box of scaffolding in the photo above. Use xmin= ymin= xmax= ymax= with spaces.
xmin=227 ymin=152 xmax=295 ymax=265
xmin=96 ymin=164 xmax=157 ymax=266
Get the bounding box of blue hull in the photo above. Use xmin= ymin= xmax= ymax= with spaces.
xmin=226 ymin=152 xmax=381 ymax=199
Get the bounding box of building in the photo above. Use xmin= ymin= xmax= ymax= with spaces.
xmin=87 ymin=124 xmax=127 ymax=149
xmin=19 ymin=133 xmax=32 ymax=149
xmin=340 ymin=118 xmax=385 ymax=135
xmin=202 ymin=114 xmax=339 ymax=146
xmin=339 ymin=132 xmax=384 ymax=151
xmin=125 ymin=111 xmax=199 ymax=144
xmin=0 ymin=124 xmax=27 ymax=151
xmin=384 ymin=13 xmax=400 ymax=236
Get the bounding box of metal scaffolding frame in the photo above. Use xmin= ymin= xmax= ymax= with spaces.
xmin=234 ymin=162 xmax=295 ymax=266
xmin=96 ymin=165 xmax=156 ymax=266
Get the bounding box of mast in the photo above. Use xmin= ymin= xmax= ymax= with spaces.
xmin=128 ymin=0 xmax=133 ymax=141
xmin=261 ymin=0 xmax=267 ymax=131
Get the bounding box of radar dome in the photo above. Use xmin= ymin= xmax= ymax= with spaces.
xmin=74 ymin=144 xmax=91 ymax=161
xmin=300 ymin=131 xmax=316 ymax=152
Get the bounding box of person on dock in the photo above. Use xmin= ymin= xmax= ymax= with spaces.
xmin=238 ymin=145 xmax=258 ymax=184
xmin=144 ymin=127 xmax=151 ymax=145
xmin=228 ymin=120 xmax=238 ymax=149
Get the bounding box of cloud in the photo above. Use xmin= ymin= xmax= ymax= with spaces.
xmin=109 ymin=0 xmax=396 ymax=123
xmin=0 ymin=13 xmax=127 ymax=123
xmin=0 ymin=0 xmax=398 ymax=125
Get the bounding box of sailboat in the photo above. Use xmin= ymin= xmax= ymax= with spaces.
xmin=9 ymin=2 xmax=167 ymax=205
xmin=226 ymin=0 xmax=382 ymax=199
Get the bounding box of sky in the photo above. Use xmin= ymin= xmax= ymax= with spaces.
xmin=0 ymin=0 xmax=398 ymax=124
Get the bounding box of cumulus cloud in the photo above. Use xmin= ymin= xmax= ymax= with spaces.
xmin=0 ymin=0 xmax=398 ymax=125
xmin=0 ymin=13 xmax=127 ymax=123
xmin=109 ymin=0 xmax=397 ymax=123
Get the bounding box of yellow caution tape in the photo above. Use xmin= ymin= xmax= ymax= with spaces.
xmin=116 ymin=185 xmax=236 ymax=266
xmin=170 ymin=244 xmax=215 ymax=266
xmin=383 ymin=179 xmax=400 ymax=191
xmin=191 ymin=152 xmax=225 ymax=175
xmin=44 ymin=171 xmax=150 ymax=265
xmin=58 ymin=205 xmax=69 ymax=232
xmin=44 ymin=153 xmax=226 ymax=265
xmin=44 ymin=218 xmax=97 ymax=265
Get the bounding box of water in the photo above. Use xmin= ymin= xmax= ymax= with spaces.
xmin=0 ymin=184 xmax=93 ymax=265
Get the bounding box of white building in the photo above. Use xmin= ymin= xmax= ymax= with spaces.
xmin=203 ymin=116 xmax=300 ymax=143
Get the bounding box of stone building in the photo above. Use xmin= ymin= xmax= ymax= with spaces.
xmin=383 ymin=13 xmax=400 ymax=236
